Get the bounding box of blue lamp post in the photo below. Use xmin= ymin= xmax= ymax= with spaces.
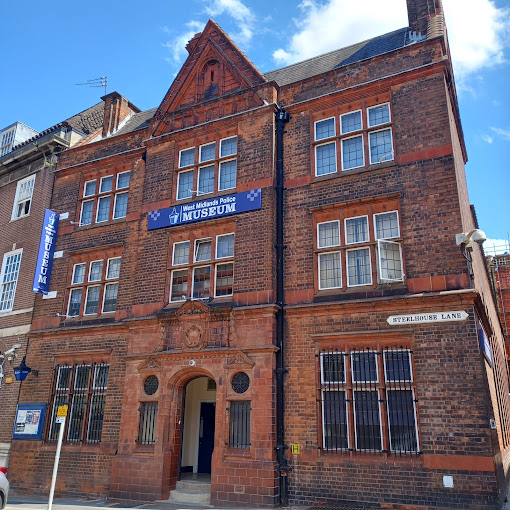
xmin=14 ymin=357 xmax=34 ymax=381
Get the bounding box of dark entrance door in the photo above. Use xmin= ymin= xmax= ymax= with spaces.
xmin=197 ymin=402 xmax=215 ymax=473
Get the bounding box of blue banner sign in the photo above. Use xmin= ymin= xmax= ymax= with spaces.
xmin=148 ymin=189 xmax=262 ymax=231
xmin=32 ymin=209 xmax=60 ymax=295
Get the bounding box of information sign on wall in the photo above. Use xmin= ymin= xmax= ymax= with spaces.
xmin=12 ymin=403 xmax=47 ymax=440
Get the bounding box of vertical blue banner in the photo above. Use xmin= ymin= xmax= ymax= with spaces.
xmin=32 ymin=209 xmax=60 ymax=295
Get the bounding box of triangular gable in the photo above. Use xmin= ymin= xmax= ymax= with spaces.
xmin=151 ymin=19 xmax=265 ymax=137
xmin=175 ymin=299 xmax=210 ymax=317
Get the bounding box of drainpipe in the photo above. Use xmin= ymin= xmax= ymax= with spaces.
xmin=275 ymin=106 xmax=291 ymax=506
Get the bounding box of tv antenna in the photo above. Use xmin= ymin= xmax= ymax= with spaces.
xmin=76 ymin=76 xmax=107 ymax=95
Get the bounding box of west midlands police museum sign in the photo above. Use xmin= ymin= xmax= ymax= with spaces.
xmin=148 ymin=189 xmax=262 ymax=231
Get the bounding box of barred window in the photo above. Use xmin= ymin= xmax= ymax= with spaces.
xmin=138 ymin=402 xmax=158 ymax=445
xmin=227 ymin=401 xmax=251 ymax=448
xmin=47 ymin=362 xmax=109 ymax=443
xmin=319 ymin=346 xmax=419 ymax=455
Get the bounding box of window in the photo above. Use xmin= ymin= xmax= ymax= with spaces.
xmin=79 ymin=170 xmax=131 ymax=226
xmin=312 ymin=102 xmax=394 ymax=176
xmin=319 ymin=346 xmax=419 ymax=454
xmin=176 ymin=135 xmax=237 ymax=200
xmin=48 ymin=362 xmax=109 ymax=443
xmin=315 ymin=201 xmax=404 ymax=291
xmin=228 ymin=401 xmax=251 ymax=448
xmin=138 ymin=402 xmax=158 ymax=445
xmin=67 ymin=253 xmax=121 ymax=317
xmin=0 ymin=249 xmax=22 ymax=312
xmin=170 ymin=231 xmax=234 ymax=301
xmin=11 ymin=175 xmax=35 ymax=220
xmin=0 ymin=128 xmax=15 ymax=156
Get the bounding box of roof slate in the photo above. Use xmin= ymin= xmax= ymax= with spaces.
xmin=263 ymin=27 xmax=410 ymax=87
xmin=115 ymin=107 xmax=158 ymax=137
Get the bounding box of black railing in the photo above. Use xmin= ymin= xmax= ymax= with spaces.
xmin=47 ymin=362 xmax=109 ymax=443
xmin=138 ymin=402 xmax=158 ymax=445
xmin=227 ymin=401 xmax=251 ymax=448
xmin=318 ymin=346 xmax=420 ymax=456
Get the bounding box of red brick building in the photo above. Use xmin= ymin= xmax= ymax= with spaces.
xmin=8 ymin=1 xmax=510 ymax=508
xmin=0 ymin=104 xmax=104 ymax=470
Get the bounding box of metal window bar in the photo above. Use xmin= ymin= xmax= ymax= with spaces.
xmin=138 ymin=402 xmax=158 ymax=445
xmin=87 ymin=363 xmax=109 ymax=443
xmin=318 ymin=346 xmax=420 ymax=456
xmin=227 ymin=401 xmax=251 ymax=448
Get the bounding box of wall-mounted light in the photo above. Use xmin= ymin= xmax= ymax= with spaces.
xmin=456 ymin=229 xmax=487 ymax=250
xmin=14 ymin=357 xmax=38 ymax=381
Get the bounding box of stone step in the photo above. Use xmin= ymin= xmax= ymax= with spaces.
xmin=168 ymin=488 xmax=211 ymax=505
xmin=176 ymin=479 xmax=211 ymax=492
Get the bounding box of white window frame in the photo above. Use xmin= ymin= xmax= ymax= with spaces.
xmin=83 ymin=179 xmax=96 ymax=197
xmin=351 ymin=351 xmax=379 ymax=384
xmin=72 ymin=263 xmax=87 ymax=284
xmin=344 ymin=215 xmax=369 ymax=245
xmin=170 ymin=268 xmax=188 ymax=302
xmin=383 ymin=349 xmax=413 ymax=383
xmin=11 ymin=174 xmax=36 ymax=220
xmin=113 ymin=191 xmax=128 ymax=219
xmin=368 ymin=127 xmax=394 ymax=165
xmin=99 ymin=175 xmax=113 ymax=194
xmin=374 ymin=210 xmax=400 ymax=240
xmin=194 ymin=238 xmax=212 ymax=262
xmin=320 ymin=351 xmax=346 ymax=384
xmin=88 ymin=260 xmax=103 ymax=283
xmin=67 ymin=287 xmax=83 ymax=317
xmin=367 ymin=102 xmax=391 ymax=128
xmin=197 ymin=165 xmax=215 ymax=195
xmin=199 ymin=142 xmax=216 ymax=163
xmin=377 ymin=239 xmax=404 ymax=282
xmin=80 ymin=199 xmax=94 ymax=226
xmin=106 ymin=257 xmax=121 ymax=280
xmin=220 ymin=136 xmax=237 ymax=157
xmin=317 ymin=220 xmax=340 ymax=249
xmin=214 ymin=262 xmax=234 ymax=298
xmin=218 ymin=158 xmax=237 ymax=191
xmin=321 ymin=388 xmax=349 ymax=451
xmin=314 ymin=141 xmax=337 ymax=177
xmin=191 ymin=265 xmax=211 ymax=300
xmin=215 ymin=233 xmax=235 ymax=259
xmin=116 ymin=171 xmax=130 ymax=190
xmin=0 ymin=248 xmax=23 ymax=313
xmin=179 ymin=147 xmax=195 ymax=168
xmin=386 ymin=387 xmax=419 ymax=453
xmin=177 ymin=169 xmax=194 ymax=200
xmin=353 ymin=389 xmax=383 ymax=452
xmin=101 ymin=282 xmax=118 ymax=314
xmin=314 ymin=117 xmax=336 ymax=141
xmin=172 ymin=241 xmax=190 ymax=266
xmin=340 ymin=134 xmax=365 ymax=171
xmin=95 ymin=195 xmax=111 ymax=223
xmin=346 ymin=247 xmax=373 ymax=288
xmin=84 ymin=285 xmax=101 ymax=315
xmin=340 ymin=109 xmax=363 ymax=135
xmin=318 ymin=251 xmax=342 ymax=290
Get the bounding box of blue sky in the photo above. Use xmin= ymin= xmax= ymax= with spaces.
xmin=1 ymin=0 xmax=508 ymax=246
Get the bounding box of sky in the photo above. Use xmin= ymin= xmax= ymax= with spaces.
xmin=1 ymin=0 xmax=509 ymax=248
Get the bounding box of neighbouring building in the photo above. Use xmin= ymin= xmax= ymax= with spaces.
xmin=7 ymin=1 xmax=510 ymax=508
xmin=488 ymin=245 xmax=510 ymax=342
xmin=0 ymin=103 xmax=106 ymax=468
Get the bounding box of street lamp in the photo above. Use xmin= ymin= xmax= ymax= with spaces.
xmin=14 ymin=357 xmax=38 ymax=381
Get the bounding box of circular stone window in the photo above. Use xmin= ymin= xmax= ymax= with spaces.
xmin=144 ymin=375 xmax=159 ymax=396
xmin=231 ymin=372 xmax=250 ymax=394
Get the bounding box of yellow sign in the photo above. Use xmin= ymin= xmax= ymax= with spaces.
xmin=291 ymin=443 xmax=301 ymax=455
xmin=57 ymin=405 xmax=68 ymax=418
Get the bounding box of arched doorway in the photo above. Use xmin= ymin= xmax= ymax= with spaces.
xmin=179 ymin=376 xmax=217 ymax=478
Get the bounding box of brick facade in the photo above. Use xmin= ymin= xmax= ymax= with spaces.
xmin=7 ymin=3 xmax=510 ymax=509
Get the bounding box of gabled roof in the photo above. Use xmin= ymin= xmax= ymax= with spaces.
xmin=263 ymin=27 xmax=412 ymax=87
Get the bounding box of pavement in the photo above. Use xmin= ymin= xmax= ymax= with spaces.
xmin=5 ymin=495 xmax=312 ymax=510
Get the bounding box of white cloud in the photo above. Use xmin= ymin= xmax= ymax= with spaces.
xmin=490 ymin=126 xmax=510 ymax=141
xmin=481 ymin=134 xmax=494 ymax=144
xmin=271 ymin=0 xmax=510 ymax=90
xmin=204 ymin=0 xmax=256 ymax=46
xmin=163 ymin=20 xmax=204 ymax=64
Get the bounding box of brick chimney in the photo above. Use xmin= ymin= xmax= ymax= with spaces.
xmin=101 ymin=92 xmax=141 ymax=138
xmin=186 ymin=32 xmax=202 ymax=54
xmin=406 ymin=0 xmax=443 ymax=36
